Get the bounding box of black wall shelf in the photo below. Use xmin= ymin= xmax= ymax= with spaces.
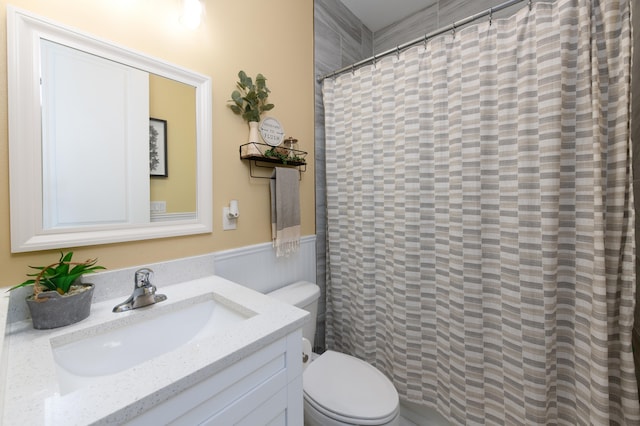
xmin=239 ymin=142 xmax=307 ymax=179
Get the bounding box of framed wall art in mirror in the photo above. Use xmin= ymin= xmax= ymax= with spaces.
xmin=150 ymin=118 xmax=168 ymax=178
xmin=7 ymin=5 xmax=212 ymax=252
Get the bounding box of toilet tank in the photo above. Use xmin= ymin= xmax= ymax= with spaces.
xmin=268 ymin=281 xmax=320 ymax=345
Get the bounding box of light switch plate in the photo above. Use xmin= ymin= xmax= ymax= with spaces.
xmin=222 ymin=207 xmax=237 ymax=230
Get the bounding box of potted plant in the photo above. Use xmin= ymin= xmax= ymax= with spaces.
xmin=228 ymin=70 xmax=275 ymax=144
xmin=7 ymin=251 xmax=106 ymax=329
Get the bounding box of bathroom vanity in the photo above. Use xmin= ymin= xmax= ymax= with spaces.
xmin=0 ymin=275 xmax=308 ymax=425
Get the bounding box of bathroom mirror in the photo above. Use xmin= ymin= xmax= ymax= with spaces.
xmin=7 ymin=6 xmax=212 ymax=252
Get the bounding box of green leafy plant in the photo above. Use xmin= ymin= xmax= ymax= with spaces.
xmin=264 ymin=148 xmax=290 ymax=164
xmin=228 ymin=70 xmax=275 ymax=122
xmin=264 ymin=148 xmax=304 ymax=165
xmin=8 ymin=251 xmax=105 ymax=297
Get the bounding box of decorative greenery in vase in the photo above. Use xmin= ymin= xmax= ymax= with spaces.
xmin=228 ymin=70 xmax=275 ymax=122
xmin=8 ymin=251 xmax=106 ymax=298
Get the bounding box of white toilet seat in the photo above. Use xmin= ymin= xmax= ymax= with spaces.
xmin=303 ymin=350 xmax=399 ymax=425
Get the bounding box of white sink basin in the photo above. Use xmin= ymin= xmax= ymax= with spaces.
xmin=51 ymin=293 xmax=253 ymax=393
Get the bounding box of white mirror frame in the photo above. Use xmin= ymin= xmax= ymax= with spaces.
xmin=7 ymin=6 xmax=213 ymax=252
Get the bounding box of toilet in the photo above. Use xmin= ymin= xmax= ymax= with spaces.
xmin=268 ymin=281 xmax=400 ymax=426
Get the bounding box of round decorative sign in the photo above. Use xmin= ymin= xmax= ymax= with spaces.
xmin=259 ymin=117 xmax=285 ymax=146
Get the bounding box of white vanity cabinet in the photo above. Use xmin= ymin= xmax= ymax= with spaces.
xmin=127 ymin=330 xmax=303 ymax=426
xmin=1 ymin=276 xmax=308 ymax=426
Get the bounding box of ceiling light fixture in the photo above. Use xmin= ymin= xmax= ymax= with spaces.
xmin=180 ymin=0 xmax=202 ymax=29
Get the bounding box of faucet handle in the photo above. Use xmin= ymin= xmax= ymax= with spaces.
xmin=134 ymin=268 xmax=154 ymax=287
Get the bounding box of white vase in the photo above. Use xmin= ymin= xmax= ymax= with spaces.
xmin=248 ymin=121 xmax=260 ymax=143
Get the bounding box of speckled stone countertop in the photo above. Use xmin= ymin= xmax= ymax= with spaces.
xmin=0 ymin=275 xmax=308 ymax=425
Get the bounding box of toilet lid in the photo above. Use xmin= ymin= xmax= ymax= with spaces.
xmin=303 ymin=350 xmax=399 ymax=423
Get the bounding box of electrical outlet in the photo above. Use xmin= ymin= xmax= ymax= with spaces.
xmin=223 ymin=207 xmax=237 ymax=230
xmin=150 ymin=201 xmax=166 ymax=213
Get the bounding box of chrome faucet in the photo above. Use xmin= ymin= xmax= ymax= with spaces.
xmin=112 ymin=268 xmax=167 ymax=313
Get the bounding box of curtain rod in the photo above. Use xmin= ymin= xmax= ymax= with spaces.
xmin=318 ymin=0 xmax=529 ymax=82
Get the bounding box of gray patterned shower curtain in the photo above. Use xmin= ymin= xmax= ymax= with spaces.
xmin=322 ymin=0 xmax=638 ymax=423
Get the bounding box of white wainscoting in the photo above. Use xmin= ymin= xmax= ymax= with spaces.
xmin=213 ymin=235 xmax=317 ymax=294
xmin=6 ymin=236 xmax=316 ymax=324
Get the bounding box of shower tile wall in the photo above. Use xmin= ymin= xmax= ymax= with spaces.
xmin=315 ymin=0 xmax=373 ymax=350
xmin=374 ymin=0 xmax=524 ymax=54
xmin=315 ymin=0 xmax=551 ymax=351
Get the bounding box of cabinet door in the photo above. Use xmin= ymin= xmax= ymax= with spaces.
xmin=235 ymin=387 xmax=288 ymax=426
xmin=125 ymin=335 xmax=303 ymax=426
xmin=203 ymin=384 xmax=288 ymax=426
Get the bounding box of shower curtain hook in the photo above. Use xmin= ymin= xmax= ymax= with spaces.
xmin=451 ymin=22 xmax=456 ymax=37
xmin=528 ymin=0 xmax=532 ymax=10
xmin=351 ymin=64 xmax=355 ymax=75
xmin=396 ymin=45 xmax=400 ymax=59
xmin=372 ymin=53 xmax=377 ymax=68
xmin=489 ymin=7 xmax=493 ymax=26
xmin=424 ymin=33 xmax=428 ymax=49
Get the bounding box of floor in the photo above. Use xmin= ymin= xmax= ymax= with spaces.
xmin=399 ymin=401 xmax=450 ymax=426
xmin=400 ymin=416 xmax=419 ymax=426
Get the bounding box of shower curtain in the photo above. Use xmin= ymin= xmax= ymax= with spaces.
xmin=322 ymin=0 xmax=638 ymax=424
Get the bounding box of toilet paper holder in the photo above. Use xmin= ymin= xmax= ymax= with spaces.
xmin=302 ymin=337 xmax=312 ymax=366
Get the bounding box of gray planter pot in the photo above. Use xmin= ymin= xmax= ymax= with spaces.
xmin=26 ymin=284 xmax=95 ymax=329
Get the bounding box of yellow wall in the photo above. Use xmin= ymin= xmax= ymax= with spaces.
xmin=0 ymin=0 xmax=315 ymax=287
xmin=149 ymin=74 xmax=197 ymax=213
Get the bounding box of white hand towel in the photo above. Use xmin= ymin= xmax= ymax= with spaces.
xmin=270 ymin=167 xmax=300 ymax=257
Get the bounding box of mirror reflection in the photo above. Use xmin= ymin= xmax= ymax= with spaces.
xmin=8 ymin=6 xmax=212 ymax=252
xmin=40 ymin=40 xmax=197 ymax=230
xmin=148 ymin=74 xmax=197 ymax=221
